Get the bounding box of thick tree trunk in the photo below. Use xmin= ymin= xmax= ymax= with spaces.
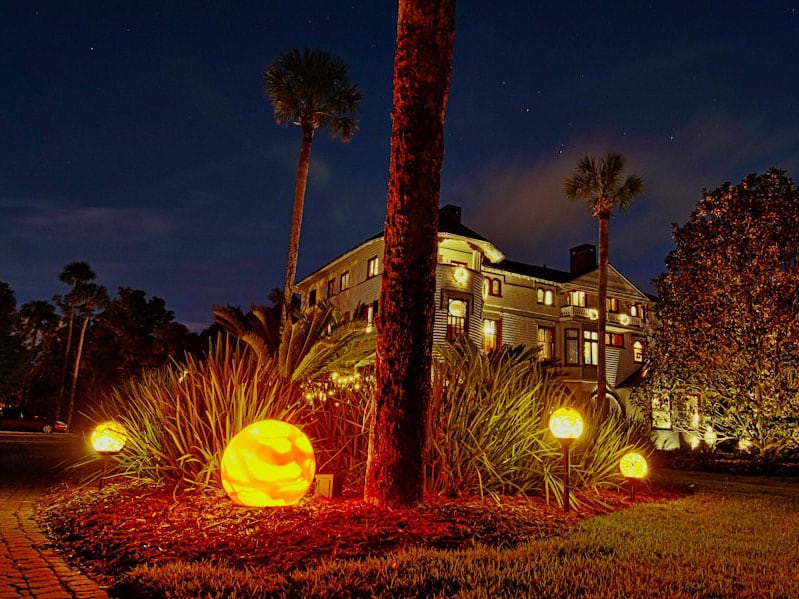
xmin=596 ymin=213 xmax=609 ymax=407
xmin=66 ymin=314 xmax=89 ymax=429
xmin=281 ymin=125 xmax=315 ymax=333
xmin=364 ymin=0 xmax=456 ymax=508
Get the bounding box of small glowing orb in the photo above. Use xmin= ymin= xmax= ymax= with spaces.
xmin=91 ymin=421 xmax=127 ymax=454
xmin=620 ymin=452 xmax=648 ymax=479
xmin=619 ymin=314 xmax=630 ymax=325
xmin=738 ymin=437 xmax=752 ymax=451
xmin=221 ymin=419 xmax=315 ymax=507
xmin=588 ymin=308 xmax=599 ymax=320
xmin=689 ymin=434 xmax=700 ymax=449
xmin=453 ymin=266 xmax=469 ymax=285
xmin=549 ymin=407 xmax=584 ymax=440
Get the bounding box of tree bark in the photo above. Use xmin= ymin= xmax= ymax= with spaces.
xmin=596 ymin=212 xmax=609 ymax=407
xmin=56 ymin=307 xmax=75 ymax=420
xmin=364 ymin=0 xmax=456 ymax=508
xmin=281 ymin=124 xmax=315 ymax=333
xmin=66 ymin=313 xmax=89 ymax=429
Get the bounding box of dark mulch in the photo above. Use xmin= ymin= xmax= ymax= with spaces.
xmin=37 ymin=482 xmax=680 ymax=585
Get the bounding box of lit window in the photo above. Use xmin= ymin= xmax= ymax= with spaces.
xmin=537 ymin=326 xmax=554 ymax=361
xmin=367 ymin=256 xmax=380 ymax=278
xmin=326 ymin=278 xmax=336 ymax=298
xmin=447 ymin=299 xmax=468 ymax=341
xmin=583 ymin=330 xmax=598 ymax=365
xmin=483 ymin=319 xmax=499 ymax=352
xmin=565 ymin=329 xmax=580 ymax=365
xmin=569 ymin=290 xmax=586 ymax=307
xmin=339 ymin=271 xmax=350 ymax=290
xmin=651 ymin=396 xmax=672 ymax=430
xmin=308 ymin=289 xmax=317 ymax=307
xmin=488 ymin=278 xmax=502 ymax=297
xmin=633 ymin=340 xmax=644 ymax=363
xmin=605 ymin=333 xmax=624 ymax=347
xmin=537 ymin=288 xmax=544 ymax=303
xmin=630 ymin=304 xmax=638 ymax=317
xmin=366 ymin=304 xmax=375 ymax=330
xmin=606 ymin=297 xmax=618 ymax=312
xmin=545 ymin=290 xmax=553 ymax=305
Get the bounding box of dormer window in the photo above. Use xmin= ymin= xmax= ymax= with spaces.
xmin=367 ymin=256 xmax=380 ymax=278
xmin=537 ymin=288 xmax=554 ymax=305
xmin=339 ymin=271 xmax=350 ymax=291
xmin=486 ymin=277 xmax=502 ymax=297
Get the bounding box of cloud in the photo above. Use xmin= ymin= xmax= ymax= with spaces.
xmin=0 ymin=197 xmax=173 ymax=242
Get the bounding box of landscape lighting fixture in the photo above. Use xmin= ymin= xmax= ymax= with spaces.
xmin=549 ymin=407 xmax=584 ymax=512
xmin=91 ymin=421 xmax=128 ymax=489
xmin=619 ymin=451 xmax=648 ymax=499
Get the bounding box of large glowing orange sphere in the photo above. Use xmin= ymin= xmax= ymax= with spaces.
xmin=620 ymin=451 xmax=648 ymax=479
xmin=221 ymin=419 xmax=315 ymax=507
xmin=91 ymin=421 xmax=127 ymax=454
xmin=549 ymin=407 xmax=584 ymax=440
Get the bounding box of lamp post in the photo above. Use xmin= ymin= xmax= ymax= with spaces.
xmin=91 ymin=421 xmax=127 ymax=490
xmin=549 ymin=407 xmax=584 ymax=512
xmin=619 ymin=451 xmax=648 ymax=499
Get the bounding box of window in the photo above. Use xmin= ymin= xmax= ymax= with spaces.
xmin=483 ymin=319 xmax=500 ymax=352
xmin=537 ymin=288 xmax=554 ymax=305
xmin=486 ymin=277 xmax=502 ymax=297
xmin=606 ymin=297 xmax=619 ymax=312
xmin=339 ymin=271 xmax=350 ymax=291
xmin=537 ymin=326 xmax=554 ymax=361
xmin=605 ymin=332 xmax=624 ymax=347
xmin=651 ymin=396 xmax=672 ymax=430
xmin=366 ymin=303 xmax=375 ymax=330
xmin=630 ymin=304 xmax=639 ymax=317
xmin=447 ymin=299 xmax=468 ymax=341
xmin=633 ymin=339 xmax=644 ymax=363
xmin=583 ymin=330 xmax=598 ymax=365
xmin=367 ymin=256 xmax=380 ymax=278
xmin=565 ymin=329 xmax=580 ymax=365
xmin=569 ymin=290 xmax=586 ymax=307
xmin=308 ymin=289 xmax=317 ymax=307
xmin=326 ymin=278 xmax=336 ymax=298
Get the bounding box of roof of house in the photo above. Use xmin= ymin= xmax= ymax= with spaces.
xmin=488 ymin=258 xmax=576 ymax=283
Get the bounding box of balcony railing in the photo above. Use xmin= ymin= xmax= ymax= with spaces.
xmin=560 ymin=305 xmax=643 ymax=328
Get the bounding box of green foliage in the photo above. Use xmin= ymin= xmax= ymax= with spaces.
xmin=88 ymin=335 xmax=307 ymax=489
xmin=426 ymin=341 xmax=649 ymax=505
xmin=563 ymin=152 xmax=644 ymax=217
xmin=643 ymin=169 xmax=799 ymax=457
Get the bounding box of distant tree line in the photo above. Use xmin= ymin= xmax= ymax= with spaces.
xmin=0 ymin=261 xmax=208 ymax=430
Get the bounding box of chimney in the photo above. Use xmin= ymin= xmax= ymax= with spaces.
xmin=570 ymin=244 xmax=596 ymax=273
xmin=439 ymin=204 xmax=461 ymax=228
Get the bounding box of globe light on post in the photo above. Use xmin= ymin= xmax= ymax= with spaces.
xmin=703 ymin=426 xmax=717 ymax=449
xmin=549 ymin=407 xmax=584 ymax=512
xmin=91 ymin=421 xmax=127 ymax=490
xmin=619 ymin=451 xmax=648 ymax=499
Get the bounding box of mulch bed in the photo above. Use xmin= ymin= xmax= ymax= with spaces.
xmin=37 ymin=481 xmax=681 ymax=585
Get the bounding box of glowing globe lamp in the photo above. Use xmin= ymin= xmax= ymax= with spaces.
xmin=221 ymin=419 xmax=315 ymax=507
xmin=549 ymin=407 xmax=583 ymax=512
xmin=620 ymin=452 xmax=648 ymax=479
xmin=549 ymin=407 xmax=584 ymax=440
xmin=91 ymin=421 xmax=127 ymax=455
xmin=620 ymin=451 xmax=648 ymax=499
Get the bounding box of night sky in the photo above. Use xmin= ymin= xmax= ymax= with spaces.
xmin=2 ymin=2 xmax=798 ymax=330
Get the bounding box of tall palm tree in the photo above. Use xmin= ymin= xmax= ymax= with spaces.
xmin=264 ymin=48 xmax=362 ymax=332
xmin=65 ymin=282 xmax=108 ymax=429
xmin=563 ymin=152 xmax=643 ymax=410
xmin=54 ymin=261 xmax=96 ymax=420
xmin=363 ymin=0 xmax=456 ymax=508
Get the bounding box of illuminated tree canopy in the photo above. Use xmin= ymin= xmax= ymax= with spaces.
xmin=642 ymin=169 xmax=799 ymax=456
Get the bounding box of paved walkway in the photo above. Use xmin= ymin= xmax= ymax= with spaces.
xmin=0 ymin=479 xmax=108 ymax=599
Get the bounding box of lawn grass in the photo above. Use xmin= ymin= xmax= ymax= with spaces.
xmin=67 ymin=471 xmax=798 ymax=598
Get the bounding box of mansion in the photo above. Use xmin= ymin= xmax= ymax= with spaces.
xmin=295 ymin=205 xmax=660 ymax=434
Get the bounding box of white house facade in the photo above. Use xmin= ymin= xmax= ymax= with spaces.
xmin=295 ymin=205 xmax=656 ymax=424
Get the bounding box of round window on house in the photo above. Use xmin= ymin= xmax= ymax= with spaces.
xmin=448 ymin=299 xmax=467 ymax=318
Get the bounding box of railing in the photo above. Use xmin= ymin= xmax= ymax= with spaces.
xmin=560 ymin=305 xmax=643 ymax=328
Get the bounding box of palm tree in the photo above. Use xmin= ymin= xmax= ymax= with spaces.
xmin=563 ymin=152 xmax=643 ymax=410
xmin=54 ymin=261 xmax=96 ymax=420
xmin=363 ymin=0 xmax=456 ymax=508
xmin=65 ymin=282 xmax=108 ymax=429
xmin=264 ymin=48 xmax=361 ymax=332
